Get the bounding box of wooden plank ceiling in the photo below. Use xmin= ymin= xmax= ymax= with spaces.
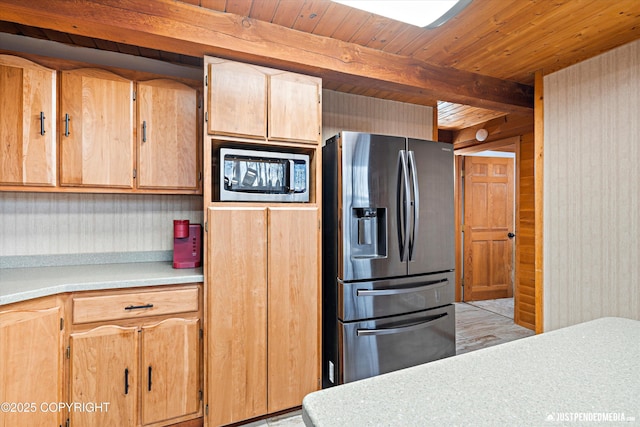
xmin=1 ymin=0 xmax=639 ymax=132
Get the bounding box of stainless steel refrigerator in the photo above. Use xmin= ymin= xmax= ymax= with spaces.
xmin=322 ymin=131 xmax=456 ymax=386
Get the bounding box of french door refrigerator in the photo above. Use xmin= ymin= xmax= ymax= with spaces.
xmin=322 ymin=131 xmax=456 ymax=386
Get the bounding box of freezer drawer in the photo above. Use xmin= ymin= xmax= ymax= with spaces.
xmin=336 ymin=304 xmax=455 ymax=384
xmin=338 ymin=271 xmax=454 ymax=322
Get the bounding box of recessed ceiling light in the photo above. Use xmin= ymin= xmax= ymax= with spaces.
xmin=332 ymin=0 xmax=472 ymax=28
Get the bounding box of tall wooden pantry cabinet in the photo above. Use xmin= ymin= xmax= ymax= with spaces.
xmin=202 ymin=56 xmax=322 ymax=427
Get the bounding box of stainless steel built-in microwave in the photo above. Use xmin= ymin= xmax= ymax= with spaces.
xmin=219 ymin=148 xmax=310 ymax=202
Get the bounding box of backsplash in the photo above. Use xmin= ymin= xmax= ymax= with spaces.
xmin=0 ymin=192 xmax=203 ymax=257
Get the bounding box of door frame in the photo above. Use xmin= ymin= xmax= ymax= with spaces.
xmin=454 ymin=137 xmax=520 ymax=305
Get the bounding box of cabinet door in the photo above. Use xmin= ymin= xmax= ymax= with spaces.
xmin=207 ymin=60 xmax=267 ymax=138
xmin=268 ymin=72 xmax=321 ymax=144
xmin=137 ymin=79 xmax=200 ymax=191
xmin=140 ymin=318 xmax=200 ymax=426
xmin=70 ymin=325 xmax=138 ymax=427
xmin=207 ymin=206 xmax=268 ymax=425
xmin=60 ymin=68 xmax=134 ymax=188
xmin=0 ymin=55 xmax=56 ymax=186
xmin=0 ymin=307 xmax=62 ymax=427
xmin=267 ymin=206 xmax=320 ymax=412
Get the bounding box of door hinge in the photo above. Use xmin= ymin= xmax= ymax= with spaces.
xmin=60 ymin=317 xmax=64 ymax=331
xmin=204 ymin=221 xmax=208 ymax=233
xmin=132 ymin=90 xmax=136 ymax=101
xmin=318 ymin=219 xmax=321 ymax=230
xmin=65 ymin=417 xmax=70 ymax=427
xmin=199 ymin=390 xmax=203 ymax=401
xmin=204 ymin=74 xmax=208 ymax=86
xmin=66 ymin=346 xmax=70 ymax=359
xmin=205 ymin=404 xmax=209 ymax=416
xmin=199 ymin=171 xmax=203 ymax=182
xmin=133 ymin=168 xmax=137 ymax=179
xmin=205 ymin=111 xmax=208 ymax=122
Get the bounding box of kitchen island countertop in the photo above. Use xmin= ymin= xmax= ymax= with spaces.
xmin=0 ymin=261 xmax=203 ymax=305
xmin=303 ymin=317 xmax=640 ymax=427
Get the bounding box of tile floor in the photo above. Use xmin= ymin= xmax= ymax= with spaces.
xmin=239 ymin=298 xmax=534 ymax=426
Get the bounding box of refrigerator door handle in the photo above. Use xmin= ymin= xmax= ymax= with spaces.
xmin=408 ymin=150 xmax=419 ymax=260
xmin=397 ymin=150 xmax=411 ymax=262
xmin=356 ymin=278 xmax=449 ymax=296
xmin=356 ymin=313 xmax=448 ymax=336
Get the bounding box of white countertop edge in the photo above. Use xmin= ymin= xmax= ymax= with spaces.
xmin=0 ymin=262 xmax=204 ymax=306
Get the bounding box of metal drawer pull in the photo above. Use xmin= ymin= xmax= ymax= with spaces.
xmin=39 ymin=112 xmax=46 ymax=135
xmin=124 ymin=304 xmax=154 ymax=310
xmin=64 ymin=114 xmax=70 ymax=136
xmin=356 ymin=278 xmax=448 ymax=297
xmin=357 ymin=313 xmax=448 ymax=336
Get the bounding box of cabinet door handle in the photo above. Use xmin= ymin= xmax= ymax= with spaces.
xmin=124 ymin=304 xmax=154 ymax=311
xmin=124 ymin=368 xmax=129 ymax=395
xmin=142 ymin=120 xmax=147 ymax=143
xmin=148 ymin=366 xmax=152 ymax=391
xmin=64 ymin=114 xmax=70 ymax=137
xmin=39 ymin=112 xmax=46 ymax=136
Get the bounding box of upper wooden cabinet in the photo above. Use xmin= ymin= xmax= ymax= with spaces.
xmin=0 ymin=54 xmax=202 ymax=194
xmin=206 ymin=57 xmax=321 ymax=144
xmin=60 ymin=68 xmax=135 ymax=188
xmin=0 ymin=55 xmax=56 ymax=186
xmin=137 ymin=79 xmax=201 ymax=191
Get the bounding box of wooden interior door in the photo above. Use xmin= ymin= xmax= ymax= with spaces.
xmin=267 ymin=206 xmax=320 ymax=412
xmin=141 ymin=318 xmax=200 ymax=425
xmin=69 ymin=325 xmax=138 ymax=427
xmin=207 ymin=206 xmax=268 ymax=425
xmin=463 ymin=156 xmax=515 ymax=301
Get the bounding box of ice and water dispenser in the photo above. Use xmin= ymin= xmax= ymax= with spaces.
xmin=351 ymin=207 xmax=387 ymax=259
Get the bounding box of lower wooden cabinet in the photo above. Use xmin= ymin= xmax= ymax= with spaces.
xmin=0 ymin=297 xmax=64 ymax=427
xmin=206 ymin=205 xmax=320 ymax=426
xmin=69 ymin=285 xmax=203 ymax=427
xmin=70 ymin=325 xmax=139 ymax=426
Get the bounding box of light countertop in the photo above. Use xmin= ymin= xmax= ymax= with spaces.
xmin=302 ymin=317 xmax=640 ymax=426
xmin=0 ymin=261 xmax=203 ymax=305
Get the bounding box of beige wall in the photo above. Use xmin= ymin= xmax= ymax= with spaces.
xmin=0 ymin=193 xmax=202 ymax=256
xmin=543 ymin=39 xmax=640 ymax=330
xmin=322 ymin=89 xmax=434 ymax=143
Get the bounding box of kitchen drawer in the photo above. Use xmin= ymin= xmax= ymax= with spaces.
xmin=72 ymin=287 xmax=199 ymax=324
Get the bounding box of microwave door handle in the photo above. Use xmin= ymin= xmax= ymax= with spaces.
xmin=356 ymin=313 xmax=448 ymax=336
xmin=287 ymin=160 xmax=295 ymax=193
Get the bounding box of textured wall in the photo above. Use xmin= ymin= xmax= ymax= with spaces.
xmin=0 ymin=192 xmax=203 ymax=256
xmin=544 ymin=39 xmax=640 ymax=330
xmin=322 ymin=90 xmax=433 ymax=143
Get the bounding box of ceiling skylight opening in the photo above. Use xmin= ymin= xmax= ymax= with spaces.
xmin=332 ymin=0 xmax=472 ymax=28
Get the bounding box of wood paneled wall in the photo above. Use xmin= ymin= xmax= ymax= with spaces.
xmin=0 ymin=193 xmax=202 ymax=256
xmin=543 ymin=39 xmax=640 ymax=330
xmin=515 ymin=133 xmax=536 ymax=330
xmin=322 ymin=89 xmax=434 ymax=143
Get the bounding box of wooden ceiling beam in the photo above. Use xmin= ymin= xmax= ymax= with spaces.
xmin=452 ymin=113 xmax=534 ymax=150
xmin=0 ymin=0 xmax=533 ymax=112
